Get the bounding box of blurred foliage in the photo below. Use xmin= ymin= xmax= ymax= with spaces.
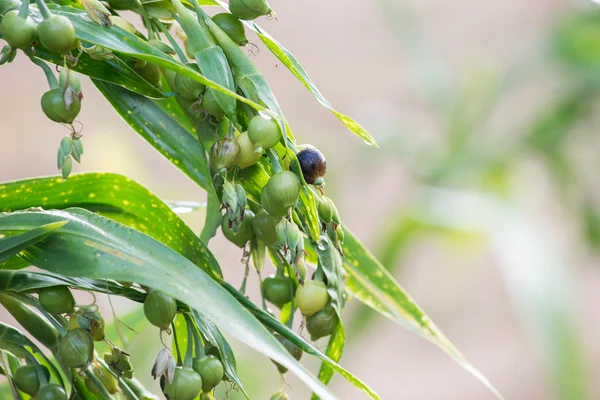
xmin=344 ymin=2 xmax=600 ymax=399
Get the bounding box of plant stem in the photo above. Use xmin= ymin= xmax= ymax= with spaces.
xmin=34 ymin=0 xmax=51 ymax=19
xmin=155 ymin=21 xmax=187 ymax=64
xmin=96 ymin=357 xmax=139 ymax=400
xmin=171 ymin=321 xmax=183 ymax=367
xmin=25 ymin=52 xmax=59 ymax=89
xmin=185 ymin=313 xmax=205 ymax=358
xmin=18 ymin=0 xmax=29 ymax=19
xmin=183 ymin=317 xmax=194 ymax=368
xmin=239 ymin=261 xmax=249 ymax=295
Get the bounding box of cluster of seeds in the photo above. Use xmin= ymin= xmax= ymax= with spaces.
xmin=1 ymin=0 xmax=350 ymax=397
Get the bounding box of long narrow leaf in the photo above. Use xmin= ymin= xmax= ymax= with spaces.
xmin=0 ymin=221 xmax=67 ymax=263
xmin=0 ymin=209 xmax=339 ymax=400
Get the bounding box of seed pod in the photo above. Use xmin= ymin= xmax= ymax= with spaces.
xmin=252 ymin=210 xmax=279 ymax=246
xmin=104 ymin=347 xmax=133 ymax=378
xmin=212 ymin=13 xmax=248 ymax=46
xmin=201 ymin=90 xmax=225 ymax=120
xmin=61 ymin=157 xmax=72 ymax=180
xmin=222 ymin=209 xmax=255 ymax=247
xmin=260 ymin=171 xmax=301 ymax=218
xmin=41 ymin=88 xmax=81 ymax=124
xmin=275 ymin=219 xmax=304 ymax=264
xmin=39 ymin=285 xmax=75 ymax=314
xmin=70 ymin=306 xmax=106 ymax=341
xmin=261 ymin=275 xmax=295 ymax=308
xmin=317 ymin=196 xmax=333 ymax=224
xmin=143 ymin=289 xmax=177 ymax=329
xmin=296 ymin=280 xmax=329 ymax=316
xmin=296 ymin=145 xmax=327 ymax=185
xmin=85 ymin=364 xmax=119 ymax=394
xmin=235 ymin=131 xmax=261 ymax=169
xmin=210 ymin=138 xmax=240 ymax=174
xmin=38 ymin=15 xmax=77 ymax=54
xmin=192 ymin=355 xmax=224 ymax=392
xmin=0 ymin=45 xmax=17 ymax=65
xmin=58 ymin=328 xmax=94 ymax=368
xmin=14 ymin=365 xmax=50 ymax=396
xmin=109 ymin=15 xmax=137 ymax=33
xmin=82 ymin=0 xmax=111 ymax=26
xmin=295 ymin=256 xmax=307 ymax=282
xmin=0 ymin=291 xmax=59 ymax=351
xmin=248 ymin=115 xmax=281 ymax=153
xmin=305 ymin=305 xmax=339 ymax=341
xmin=175 ymin=63 xmax=206 ymax=100
xmin=163 ymin=367 xmax=202 ymax=400
xmin=0 ymin=10 xmax=36 ymax=49
xmin=229 ymin=0 xmax=271 ymax=20
xmin=134 ymin=61 xmax=162 ymax=87
xmin=335 ymin=225 xmax=344 ymax=243
xmin=36 ymin=384 xmax=68 ymax=400
xmin=83 ymin=44 xmax=114 ymax=60
xmin=271 ymin=334 xmax=302 ymax=374
xmin=149 ymin=38 xmax=175 ymax=54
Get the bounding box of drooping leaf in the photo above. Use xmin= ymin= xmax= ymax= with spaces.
xmin=311 ymin=323 xmax=345 ymax=400
xmin=340 ymin=229 xmax=502 ymax=399
xmin=0 ymin=209 xmax=339 ymax=400
xmin=0 ymin=173 xmax=222 ymax=278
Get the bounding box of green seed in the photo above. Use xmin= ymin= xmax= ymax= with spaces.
xmin=261 ymin=275 xmax=295 ymax=308
xmin=212 ymin=13 xmax=248 ymax=46
xmin=235 ymin=131 xmax=262 ymax=169
xmin=192 ymin=355 xmax=224 ymax=392
xmin=164 ymin=367 xmax=202 ymax=400
xmin=247 ymin=115 xmax=281 ymax=153
xmin=14 ymin=365 xmax=50 ymax=396
xmin=37 ymin=15 xmax=77 ymax=54
xmin=39 ymin=285 xmax=75 ymax=314
xmin=143 ymin=289 xmax=177 ymax=329
xmin=222 ymin=209 xmax=255 ymax=247
xmin=36 ymin=384 xmax=68 ymax=400
xmin=229 ymin=0 xmax=271 ymax=20
xmin=0 ymin=10 xmax=36 ymax=49
xmin=58 ymin=328 xmax=94 ymax=368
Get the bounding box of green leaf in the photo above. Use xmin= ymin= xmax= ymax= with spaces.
xmin=192 ymin=310 xmax=248 ymax=398
xmin=0 ymin=209 xmax=338 ymax=400
xmin=0 ymin=270 xmax=145 ymax=302
xmin=312 ymin=324 xmax=345 ymax=400
xmin=0 ymin=221 xmax=67 ymax=264
xmin=34 ymin=46 xmax=166 ymax=99
xmin=341 ymin=228 xmax=503 ymax=399
xmin=0 ymin=173 xmax=222 ymax=278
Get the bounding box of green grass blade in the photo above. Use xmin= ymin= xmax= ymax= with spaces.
xmin=311 ymin=324 xmax=345 ymax=400
xmin=0 ymin=221 xmax=67 ymax=264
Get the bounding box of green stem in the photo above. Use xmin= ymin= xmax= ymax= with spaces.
xmin=84 ymin=368 xmax=114 ymax=400
xmin=25 ymin=52 xmax=59 ymax=89
xmin=171 ymin=321 xmax=183 ymax=367
xmin=183 ymin=317 xmax=194 ymax=368
xmin=240 ymin=262 xmax=249 ymax=295
xmin=155 ymin=21 xmax=187 ymax=64
xmin=18 ymin=0 xmax=29 ymax=19
xmin=257 ymin=271 xmax=268 ymax=311
xmin=34 ymin=0 xmax=51 ymax=19
xmin=313 ymin=266 xmax=324 ymax=283
xmin=184 ymin=313 xmax=205 ymax=358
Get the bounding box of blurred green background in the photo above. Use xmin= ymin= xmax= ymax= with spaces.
xmin=3 ymin=0 xmax=600 ymax=398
